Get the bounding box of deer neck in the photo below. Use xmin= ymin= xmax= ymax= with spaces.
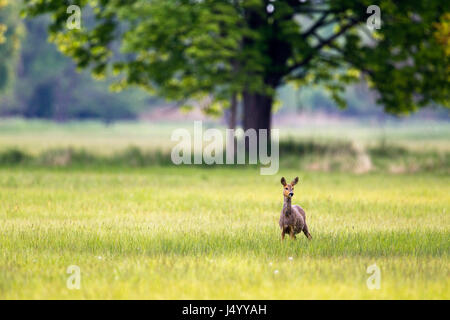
xmin=283 ymin=196 xmax=292 ymax=216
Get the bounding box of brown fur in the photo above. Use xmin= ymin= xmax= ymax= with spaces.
xmin=279 ymin=177 xmax=312 ymax=240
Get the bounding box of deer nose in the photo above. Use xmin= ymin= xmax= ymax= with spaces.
xmin=289 ymin=192 xmax=294 ymax=197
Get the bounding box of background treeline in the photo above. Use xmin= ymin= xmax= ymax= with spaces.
xmin=0 ymin=2 xmax=448 ymax=122
xmin=0 ymin=3 xmax=157 ymax=121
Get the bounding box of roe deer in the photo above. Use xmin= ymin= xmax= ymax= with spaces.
xmin=279 ymin=177 xmax=312 ymax=240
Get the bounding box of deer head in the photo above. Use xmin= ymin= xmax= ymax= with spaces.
xmin=281 ymin=177 xmax=299 ymax=198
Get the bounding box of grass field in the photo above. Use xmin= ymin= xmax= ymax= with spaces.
xmin=0 ymin=120 xmax=449 ymax=299
xmin=0 ymin=167 xmax=448 ymax=299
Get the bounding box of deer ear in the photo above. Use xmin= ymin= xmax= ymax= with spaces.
xmin=291 ymin=177 xmax=299 ymax=186
xmin=281 ymin=177 xmax=287 ymax=186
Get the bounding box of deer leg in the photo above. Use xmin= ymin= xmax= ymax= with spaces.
xmin=303 ymin=223 xmax=312 ymax=240
xmin=289 ymin=226 xmax=296 ymax=240
xmin=281 ymin=230 xmax=285 ymax=241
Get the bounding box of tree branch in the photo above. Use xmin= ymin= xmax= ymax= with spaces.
xmin=318 ymin=38 xmax=376 ymax=78
xmin=301 ymin=12 xmax=329 ymax=38
xmin=285 ymin=18 xmax=362 ymax=76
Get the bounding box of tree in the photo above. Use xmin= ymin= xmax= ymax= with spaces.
xmin=0 ymin=7 xmax=154 ymax=121
xmin=22 ymin=0 xmax=449 ymax=139
xmin=0 ymin=0 xmax=23 ymax=94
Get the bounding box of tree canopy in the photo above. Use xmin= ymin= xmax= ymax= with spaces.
xmin=22 ymin=0 xmax=449 ymax=130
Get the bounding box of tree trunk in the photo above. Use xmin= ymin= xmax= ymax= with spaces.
xmin=226 ymin=92 xmax=237 ymax=130
xmin=224 ymin=92 xmax=238 ymax=161
xmin=242 ymin=91 xmax=273 ymax=153
xmin=243 ymin=90 xmax=272 ymax=135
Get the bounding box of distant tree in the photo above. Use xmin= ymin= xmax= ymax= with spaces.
xmin=0 ymin=0 xmax=23 ymax=94
xmin=23 ymin=0 xmax=449 ymax=139
xmin=0 ymin=9 xmax=153 ymax=121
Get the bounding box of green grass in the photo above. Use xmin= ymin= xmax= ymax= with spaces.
xmin=0 ymin=167 xmax=448 ymax=299
xmin=0 ymin=119 xmax=448 ymax=299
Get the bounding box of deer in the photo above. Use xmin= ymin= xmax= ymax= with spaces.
xmin=279 ymin=177 xmax=312 ymax=241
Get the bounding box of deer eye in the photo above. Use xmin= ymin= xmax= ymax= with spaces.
xmin=285 ymin=187 xmax=288 ymax=190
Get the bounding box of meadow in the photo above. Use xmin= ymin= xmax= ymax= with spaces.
xmin=0 ymin=119 xmax=448 ymax=299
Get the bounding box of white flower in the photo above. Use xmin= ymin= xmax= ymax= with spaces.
xmin=269 ymin=262 xmax=273 ymax=266
xmin=288 ymin=257 xmax=293 ymax=261
xmin=97 ymin=256 xmax=102 ymax=260
xmin=274 ymin=270 xmax=279 ymax=274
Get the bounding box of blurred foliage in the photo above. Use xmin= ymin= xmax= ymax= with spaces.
xmin=20 ymin=0 xmax=450 ymax=121
xmin=434 ymin=13 xmax=450 ymax=57
xmin=433 ymin=12 xmax=450 ymax=83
